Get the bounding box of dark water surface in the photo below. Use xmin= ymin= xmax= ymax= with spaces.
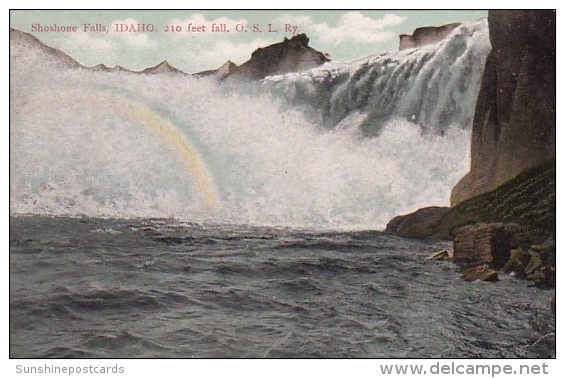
xmin=10 ymin=216 xmax=555 ymax=358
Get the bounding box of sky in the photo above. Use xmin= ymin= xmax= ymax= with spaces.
xmin=10 ymin=10 xmax=487 ymax=73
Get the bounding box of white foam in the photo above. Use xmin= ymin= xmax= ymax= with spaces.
xmin=10 ymin=20 xmax=490 ymax=230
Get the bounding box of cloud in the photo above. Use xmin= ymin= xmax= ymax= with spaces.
xmin=66 ymin=31 xmax=115 ymax=51
xmin=278 ymin=12 xmax=406 ymax=44
xmin=200 ymin=38 xmax=271 ymax=65
xmin=278 ymin=14 xmax=315 ymax=26
xmin=59 ymin=32 xmax=119 ymax=65
xmin=176 ymin=37 xmax=271 ymax=72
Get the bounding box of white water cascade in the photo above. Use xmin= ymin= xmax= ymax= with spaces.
xmin=10 ymin=19 xmax=491 ymax=230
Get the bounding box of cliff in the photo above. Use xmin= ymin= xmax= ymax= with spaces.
xmin=386 ymin=162 xmax=555 ymax=245
xmin=440 ymin=162 xmax=555 ymax=245
xmin=399 ymin=23 xmax=461 ymax=50
xmin=198 ymin=34 xmax=330 ymax=81
xmin=451 ymin=10 xmax=556 ymax=205
xmin=387 ymin=11 xmax=555 ymax=247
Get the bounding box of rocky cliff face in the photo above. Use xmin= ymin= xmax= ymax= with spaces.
xmin=399 ymin=23 xmax=461 ymax=50
xmin=451 ymin=10 xmax=556 ymax=205
xmin=385 ymin=206 xmax=450 ymax=239
xmin=199 ymin=34 xmax=329 ymax=81
xmin=236 ymin=34 xmax=329 ymax=80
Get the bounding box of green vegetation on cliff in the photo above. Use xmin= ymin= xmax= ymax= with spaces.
xmin=433 ymin=161 xmax=555 ymax=244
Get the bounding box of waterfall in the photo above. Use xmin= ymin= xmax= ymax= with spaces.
xmin=262 ymin=19 xmax=489 ymax=137
xmin=9 ymin=19 xmax=490 ymax=230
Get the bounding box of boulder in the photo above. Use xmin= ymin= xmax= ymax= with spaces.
xmin=527 ymin=266 xmax=555 ymax=287
xmin=524 ymin=250 xmax=543 ymax=275
xmin=385 ymin=206 xmax=450 ymax=239
xmin=500 ymin=247 xmax=528 ymax=274
xmin=526 ymin=269 xmax=546 ymax=283
xmin=452 ymin=223 xmax=524 ymax=268
xmin=531 ymin=236 xmax=556 ymax=255
xmin=461 ymin=265 xmax=499 ymax=282
xmin=428 ymin=249 xmax=451 ymax=261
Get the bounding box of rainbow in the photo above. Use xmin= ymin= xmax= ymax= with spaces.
xmin=18 ymin=90 xmax=221 ymax=208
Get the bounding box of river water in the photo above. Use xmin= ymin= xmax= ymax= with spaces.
xmin=10 ymin=216 xmax=555 ymax=358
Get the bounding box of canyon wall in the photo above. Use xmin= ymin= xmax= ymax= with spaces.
xmin=399 ymin=23 xmax=461 ymax=50
xmin=451 ymin=10 xmax=556 ymax=205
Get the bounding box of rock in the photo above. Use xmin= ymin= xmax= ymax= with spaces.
xmin=461 ymin=265 xmax=499 ymax=282
xmin=524 ymin=250 xmax=543 ymax=275
xmin=545 ymin=266 xmax=556 ymax=286
xmin=550 ymin=297 xmax=555 ymax=312
xmin=428 ymin=249 xmax=451 ymax=261
xmin=385 ymin=206 xmax=450 ymax=239
xmin=531 ymin=236 xmax=556 ymax=254
xmin=452 ymin=223 xmax=523 ymax=268
xmin=451 ymin=10 xmax=555 ymax=205
xmin=441 ymin=162 xmax=555 ymax=248
xmin=522 ymin=237 xmax=556 ymax=287
xmin=530 ymin=266 xmax=555 ymax=287
xmin=201 ymin=33 xmax=330 ymax=81
xmin=399 ymin=23 xmax=461 ymax=50
xmin=526 ymin=269 xmax=546 ymax=282
xmin=500 ymin=247 xmax=528 ymax=274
